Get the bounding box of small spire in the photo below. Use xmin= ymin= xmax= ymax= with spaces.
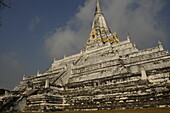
xmin=80 ymin=50 xmax=83 ymax=54
xmin=127 ymin=32 xmax=130 ymax=41
xmin=53 ymin=58 xmax=56 ymax=62
xmin=158 ymin=41 xmax=164 ymax=51
xmin=95 ymin=0 xmax=102 ymax=14
xmin=23 ymin=75 xmax=26 ymax=80
xmin=37 ymin=70 xmax=40 ymax=76
xmin=158 ymin=41 xmax=162 ymax=45
xmin=133 ymin=43 xmax=136 ymax=48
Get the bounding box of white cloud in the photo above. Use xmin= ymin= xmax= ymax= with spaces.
xmin=45 ymin=0 xmax=169 ymax=59
xmin=45 ymin=0 xmax=95 ymax=59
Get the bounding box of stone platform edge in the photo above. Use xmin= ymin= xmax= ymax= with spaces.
xmin=5 ymin=107 xmax=170 ymax=113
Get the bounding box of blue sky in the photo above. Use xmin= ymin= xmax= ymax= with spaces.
xmin=0 ymin=0 xmax=170 ymax=90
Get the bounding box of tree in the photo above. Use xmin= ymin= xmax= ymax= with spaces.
xmin=0 ymin=0 xmax=11 ymax=9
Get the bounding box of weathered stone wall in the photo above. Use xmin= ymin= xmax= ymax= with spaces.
xmin=0 ymin=40 xmax=170 ymax=112
xmin=1 ymin=0 xmax=169 ymax=111
xmin=62 ymin=40 xmax=170 ymax=111
xmin=64 ymin=68 xmax=170 ymax=111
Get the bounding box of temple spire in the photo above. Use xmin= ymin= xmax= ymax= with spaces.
xmin=90 ymin=0 xmax=114 ymax=41
xmin=85 ymin=0 xmax=119 ymax=49
xmin=95 ymin=0 xmax=102 ymax=14
xmin=92 ymin=0 xmax=108 ymax=30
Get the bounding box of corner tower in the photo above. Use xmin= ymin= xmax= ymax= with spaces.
xmin=85 ymin=0 xmax=119 ymax=50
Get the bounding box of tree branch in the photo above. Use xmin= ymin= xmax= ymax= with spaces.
xmin=0 ymin=1 xmax=11 ymax=9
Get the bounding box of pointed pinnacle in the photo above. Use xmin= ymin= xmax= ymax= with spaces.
xmin=127 ymin=32 xmax=130 ymax=41
xmin=95 ymin=0 xmax=102 ymax=14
